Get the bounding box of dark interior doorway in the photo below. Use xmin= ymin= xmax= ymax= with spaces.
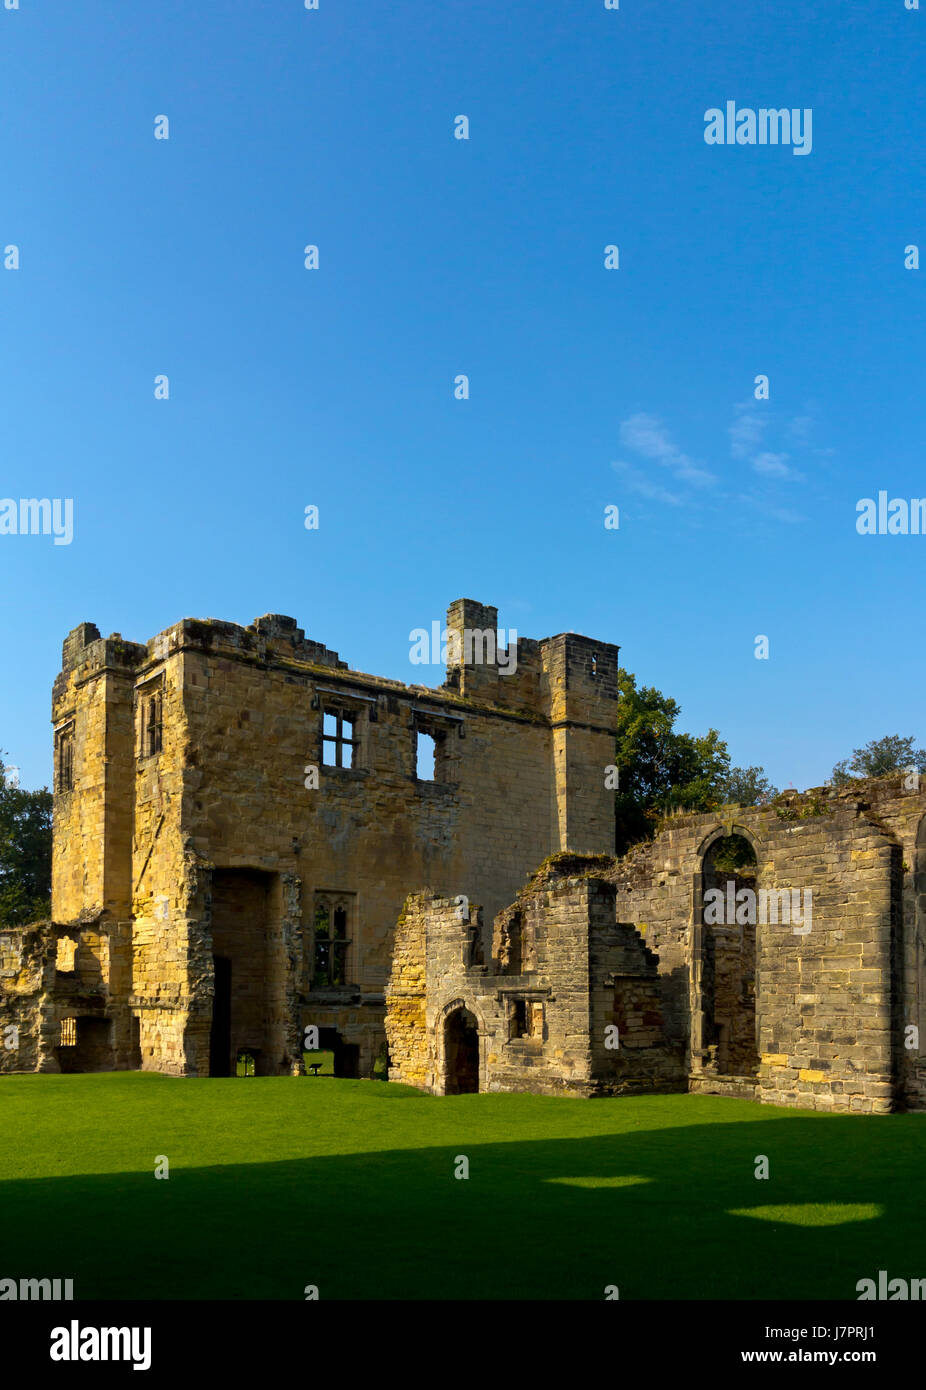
xmin=57 ymin=1016 xmax=112 ymax=1073
xmin=318 ymin=1027 xmax=360 ymax=1078
xmin=444 ymin=1006 xmax=479 ymax=1094
xmin=209 ymin=955 xmax=232 ymax=1077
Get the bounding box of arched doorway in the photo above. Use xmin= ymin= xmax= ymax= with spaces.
xmin=694 ymin=831 xmax=759 ymax=1081
xmin=444 ymin=1006 xmax=479 ymax=1094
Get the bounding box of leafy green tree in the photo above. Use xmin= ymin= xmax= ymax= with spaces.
xmin=831 ymin=735 xmax=926 ymax=787
xmin=0 ymin=752 xmax=52 ymax=927
xmin=614 ymin=670 xmax=731 ymax=855
xmin=719 ymin=765 xmax=779 ymax=807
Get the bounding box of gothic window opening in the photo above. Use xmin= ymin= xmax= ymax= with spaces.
xmin=60 ymin=1017 xmax=77 ymax=1047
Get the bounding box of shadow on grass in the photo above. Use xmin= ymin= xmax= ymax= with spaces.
xmin=2 ymin=1111 xmax=924 ymax=1300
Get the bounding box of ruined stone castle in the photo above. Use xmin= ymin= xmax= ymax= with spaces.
xmin=2 ymin=597 xmax=925 ymax=1115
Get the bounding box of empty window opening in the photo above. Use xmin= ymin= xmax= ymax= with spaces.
xmin=416 ymin=731 xmax=437 ymax=780
xmin=236 ymin=1049 xmax=256 ymax=1077
xmin=60 ymin=1017 xmax=77 ymax=1047
xmin=502 ymin=913 xmax=522 ymax=973
xmin=322 ymin=710 xmax=355 ymax=768
xmin=591 ymin=653 xmax=598 ymax=677
xmin=510 ymin=998 xmax=543 ymax=1041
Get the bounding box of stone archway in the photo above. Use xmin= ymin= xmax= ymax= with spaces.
xmin=443 ymin=1005 xmax=480 ymax=1094
xmin=692 ymin=826 xmax=760 ymax=1086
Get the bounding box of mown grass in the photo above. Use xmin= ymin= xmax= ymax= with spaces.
xmin=1 ymin=1074 xmax=922 ymax=1300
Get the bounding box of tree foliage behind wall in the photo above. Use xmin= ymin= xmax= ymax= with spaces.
xmin=0 ymin=753 xmax=52 ymax=928
xmin=831 ymin=735 xmax=926 ymax=786
xmin=614 ymin=670 xmax=778 ymax=858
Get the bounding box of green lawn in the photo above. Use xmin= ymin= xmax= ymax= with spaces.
xmin=1 ymin=1073 xmax=922 ymax=1300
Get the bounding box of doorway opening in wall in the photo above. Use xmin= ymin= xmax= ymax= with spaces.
xmin=235 ymin=1049 xmax=256 ymax=1076
xmin=56 ymin=1015 xmax=112 ymax=1072
xmin=316 ymin=1027 xmax=360 ymax=1078
xmin=444 ymin=1005 xmax=479 ymax=1094
xmin=697 ymin=833 xmax=759 ymax=1082
xmin=208 ymin=868 xmax=279 ymax=1077
xmin=209 ymin=955 xmax=232 ymax=1077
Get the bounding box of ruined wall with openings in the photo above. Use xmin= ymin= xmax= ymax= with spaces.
xmin=605 ymin=778 xmax=926 ymax=1114
xmin=386 ymin=859 xmax=683 ymax=1097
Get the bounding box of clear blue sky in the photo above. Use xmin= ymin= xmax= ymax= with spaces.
xmin=2 ymin=0 xmax=924 ymax=793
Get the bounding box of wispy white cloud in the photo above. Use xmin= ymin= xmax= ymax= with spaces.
xmin=729 ymin=405 xmax=769 ymax=460
xmin=609 ymin=401 xmax=827 ymax=522
xmin=619 ymin=413 xmax=717 ymax=487
xmin=611 ymin=459 xmax=685 ymax=506
xmin=730 ymin=401 xmax=821 ymax=485
xmin=752 ymin=451 xmax=804 ymax=481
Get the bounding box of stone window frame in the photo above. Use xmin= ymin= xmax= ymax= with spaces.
xmin=498 ymin=989 xmax=548 ymax=1045
xmin=54 ymin=719 xmax=75 ymax=793
xmin=311 ymin=890 xmax=355 ymax=988
xmin=316 ymin=691 xmax=373 ymax=773
xmin=410 ymin=708 xmax=460 ymax=786
xmin=135 ymin=674 xmax=165 ymax=761
xmin=321 ymin=708 xmax=358 ymax=769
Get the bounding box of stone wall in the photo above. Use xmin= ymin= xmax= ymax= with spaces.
xmin=605 ymin=777 xmax=926 ymax=1114
xmin=0 ymin=924 xmax=57 ymax=1072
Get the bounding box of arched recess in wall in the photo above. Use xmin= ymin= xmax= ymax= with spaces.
xmin=691 ymin=824 xmax=761 ymax=1081
xmin=437 ymin=996 xmax=484 ymax=1096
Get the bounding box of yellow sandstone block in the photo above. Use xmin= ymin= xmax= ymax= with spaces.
xmin=799 ymin=1069 xmax=825 ymax=1083
xmin=762 ymin=1054 xmax=789 ymax=1066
